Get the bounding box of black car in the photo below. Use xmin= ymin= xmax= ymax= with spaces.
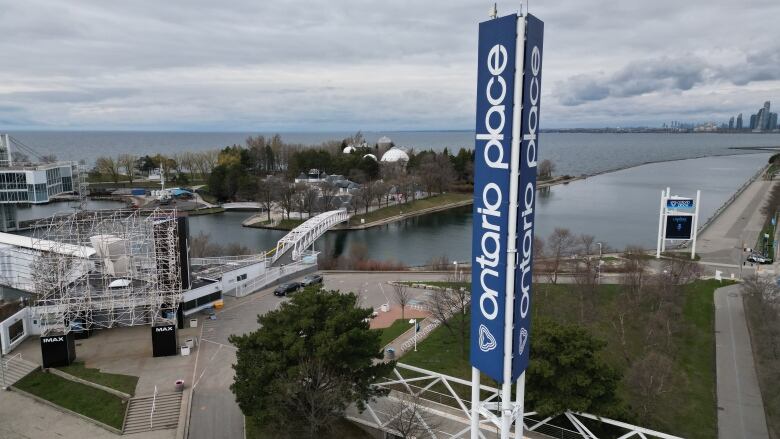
xmin=301 ymin=274 xmax=323 ymax=286
xmin=274 ymin=282 xmax=302 ymax=296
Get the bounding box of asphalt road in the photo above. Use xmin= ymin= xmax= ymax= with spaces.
xmin=715 ymin=284 xmax=769 ymax=439
xmin=186 ymin=271 xmax=448 ymax=439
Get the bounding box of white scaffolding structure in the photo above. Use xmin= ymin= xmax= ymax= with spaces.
xmin=29 ymin=209 xmax=183 ymax=336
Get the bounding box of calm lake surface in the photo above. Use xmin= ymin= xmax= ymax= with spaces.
xmin=8 ymin=130 xmax=780 ymax=176
xmin=184 ymin=153 xmax=770 ymax=266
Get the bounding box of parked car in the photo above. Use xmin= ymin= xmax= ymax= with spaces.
xmin=273 ymin=282 xmax=302 ymax=296
xmin=301 ymin=274 xmax=323 ymax=286
xmin=747 ymin=253 xmax=773 ymax=264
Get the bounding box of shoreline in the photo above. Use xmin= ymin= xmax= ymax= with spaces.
xmin=241 ymin=151 xmax=771 ymax=232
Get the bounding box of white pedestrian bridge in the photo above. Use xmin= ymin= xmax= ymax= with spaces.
xmin=270 ymin=209 xmax=350 ymax=264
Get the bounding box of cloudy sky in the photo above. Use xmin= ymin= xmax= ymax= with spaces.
xmin=1 ymin=0 xmax=778 ymax=131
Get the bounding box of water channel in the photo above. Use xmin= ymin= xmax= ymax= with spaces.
xmin=18 ymin=153 xmax=771 ymax=266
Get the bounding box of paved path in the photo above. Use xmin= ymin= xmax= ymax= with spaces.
xmin=715 ymin=284 xmax=770 ymax=439
xmin=697 ymin=175 xmax=774 ymax=266
xmin=0 ymin=389 xmax=172 ymax=439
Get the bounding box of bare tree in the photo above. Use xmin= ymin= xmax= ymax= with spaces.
xmin=546 ymin=228 xmax=576 ymax=284
xmin=626 ymin=351 xmax=678 ymax=423
xmin=256 ymin=178 xmax=279 ymax=222
xmin=384 ymin=393 xmax=441 ymax=439
xmin=742 ymin=275 xmax=780 ymax=358
xmin=300 ymin=184 xmax=320 ymax=218
xmin=319 ymin=180 xmax=338 ymax=211
xmin=117 ymin=154 xmax=138 ymax=185
xmin=192 ymin=150 xmax=218 ymax=181
xmin=425 ymin=284 xmax=470 ymax=358
xmin=95 ymin=156 xmax=122 ymax=184
xmin=277 ymin=181 xmax=299 ymax=220
xmin=538 ymin=159 xmax=556 ymax=180
xmin=622 ymin=245 xmax=650 ymax=298
xmin=392 ymin=282 xmax=411 ymax=320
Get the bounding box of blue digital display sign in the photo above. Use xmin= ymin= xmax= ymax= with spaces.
xmin=666 ymin=215 xmax=693 ymax=240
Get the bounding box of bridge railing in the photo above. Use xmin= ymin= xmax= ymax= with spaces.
xmin=272 ymin=209 xmax=349 ymax=264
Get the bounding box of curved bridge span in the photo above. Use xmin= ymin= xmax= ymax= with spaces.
xmin=271 ymin=209 xmax=350 ymax=264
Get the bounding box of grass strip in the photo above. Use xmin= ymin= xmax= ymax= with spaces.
xmin=15 ymin=369 xmax=127 ymax=429
xmin=350 ymin=192 xmax=471 ymax=225
xmin=57 ymin=362 xmax=138 ymax=396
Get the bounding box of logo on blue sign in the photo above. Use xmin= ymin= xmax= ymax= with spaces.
xmin=667 ymin=199 xmax=694 ymax=209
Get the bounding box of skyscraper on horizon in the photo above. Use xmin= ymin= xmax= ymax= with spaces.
xmin=729 ymin=116 xmax=735 ymax=130
xmin=736 ymin=113 xmax=743 ymax=130
xmin=757 ymin=101 xmax=771 ymax=131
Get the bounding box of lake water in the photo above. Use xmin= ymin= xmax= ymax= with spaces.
xmin=7 ymin=130 xmax=780 ymax=176
xmin=184 ymin=152 xmax=771 ymax=266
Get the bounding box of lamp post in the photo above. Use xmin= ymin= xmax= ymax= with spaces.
xmin=596 ymin=242 xmax=602 ymax=284
xmin=409 ymin=318 xmax=417 ymax=352
xmin=453 ymin=260 xmax=459 ymax=281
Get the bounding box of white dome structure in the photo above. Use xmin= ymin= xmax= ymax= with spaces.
xmin=363 ymin=154 xmax=377 ymax=161
xmin=380 ymin=147 xmax=409 ymax=163
xmin=343 ymin=145 xmax=356 ymax=154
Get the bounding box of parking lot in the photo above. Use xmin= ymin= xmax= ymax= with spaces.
xmin=187 ymin=270 xmax=449 ymax=439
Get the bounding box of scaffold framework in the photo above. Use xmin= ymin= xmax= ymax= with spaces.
xmin=29 ymin=209 xmax=183 ymax=336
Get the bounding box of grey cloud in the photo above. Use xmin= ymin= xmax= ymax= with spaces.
xmin=557 ymin=57 xmax=711 ymax=106
xmin=724 ymin=46 xmax=780 ymax=85
xmin=2 ymin=88 xmax=139 ymax=104
xmin=1 ymin=0 xmax=779 ymax=129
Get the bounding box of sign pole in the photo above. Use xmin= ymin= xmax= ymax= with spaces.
xmin=499 ymin=12 xmax=526 ymax=439
xmin=470 ymin=367 xmax=480 ymax=439
xmin=691 ymin=190 xmax=700 ymax=259
xmin=656 ymin=190 xmax=665 ymax=258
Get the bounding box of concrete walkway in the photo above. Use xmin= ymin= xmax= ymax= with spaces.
xmin=697 ymin=175 xmax=774 ymax=266
xmin=715 ymin=284 xmax=770 ymax=439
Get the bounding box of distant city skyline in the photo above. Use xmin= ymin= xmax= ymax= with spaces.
xmin=1 ymin=1 xmax=779 ymax=131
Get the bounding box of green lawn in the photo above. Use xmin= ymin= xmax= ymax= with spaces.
xmin=276 ymin=218 xmax=306 ymax=229
xmin=398 ymin=280 xmax=726 ymax=439
xmin=376 ymin=319 xmax=412 ymax=347
xmin=57 ymin=362 xmax=139 ymax=396
xmin=350 ymin=192 xmax=471 ymax=225
xmin=15 ymin=370 xmax=127 ymax=429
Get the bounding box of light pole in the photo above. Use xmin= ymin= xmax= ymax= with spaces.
xmin=453 ymin=260 xmax=459 ymax=281
xmin=596 ymin=242 xmax=602 ymax=284
xmin=409 ymin=319 xmax=417 ymax=352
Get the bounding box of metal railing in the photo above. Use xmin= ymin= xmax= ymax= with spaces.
xmin=272 ymin=209 xmax=349 ymax=263
xmin=357 ymin=363 xmax=684 ymax=439
xmin=232 ymin=257 xmax=317 ymax=297
xmin=150 ymin=385 xmax=158 ymax=430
